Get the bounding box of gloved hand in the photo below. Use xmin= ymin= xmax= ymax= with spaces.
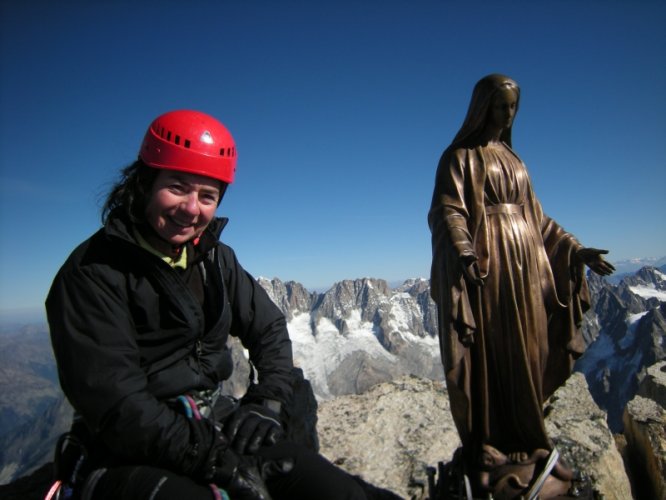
xmin=224 ymin=400 xmax=284 ymax=455
xmin=197 ymin=418 xmax=292 ymax=500
xmin=208 ymin=445 xmax=273 ymax=500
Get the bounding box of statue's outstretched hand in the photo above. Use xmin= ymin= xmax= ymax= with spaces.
xmin=576 ymin=247 xmax=615 ymax=276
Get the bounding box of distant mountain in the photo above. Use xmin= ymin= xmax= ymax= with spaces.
xmin=0 ymin=310 xmax=46 ymax=333
xmin=0 ymin=327 xmax=72 ymax=485
xmin=0 ymin=327 xmax=60 ymax=439
xmin=0 ymin=395 xmax=72 ymax=486
xmin=607 ymin=256 xmax=666 ymax=283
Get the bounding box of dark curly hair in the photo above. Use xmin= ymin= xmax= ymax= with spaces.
xmin=101 ymin=160 xmax=160 ymax=225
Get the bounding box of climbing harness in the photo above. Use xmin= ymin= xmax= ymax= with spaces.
xmin=176 ymin=390 xmax=232 ymax=500
xmin=44 ymin=426 xmax=90 ymax=500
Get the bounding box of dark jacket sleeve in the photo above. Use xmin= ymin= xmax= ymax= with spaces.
xmin=218 ymin=244 xmax=294 ymax=404
xmin=46 ymin=260 xmax=215 ymax=477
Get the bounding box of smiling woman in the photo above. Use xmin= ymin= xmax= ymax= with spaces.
xmin=45 ymin=110 xmax=397 ymax=499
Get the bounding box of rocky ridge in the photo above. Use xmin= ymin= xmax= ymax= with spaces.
xmin=317 ymin=371 xmax=643 ymax=499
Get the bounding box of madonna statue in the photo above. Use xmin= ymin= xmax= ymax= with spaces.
xmin=428 ymin=74 xmax=614 ymax=499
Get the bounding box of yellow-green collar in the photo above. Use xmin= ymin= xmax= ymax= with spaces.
xmin=133 ymin=228 xmax=188 ymax=269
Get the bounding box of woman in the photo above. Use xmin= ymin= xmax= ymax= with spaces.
xmin=428 ymin=75 xmax=613 ymax=496
xmin=46 ymin=110 xmax=395 ymax=500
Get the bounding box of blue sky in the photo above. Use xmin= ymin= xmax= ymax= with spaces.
xmin=1 ymin=0 xmax=665 ymax=320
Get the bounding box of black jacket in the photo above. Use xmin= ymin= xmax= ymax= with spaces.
xmin=46 ymin=212 xmax=293 ymax=476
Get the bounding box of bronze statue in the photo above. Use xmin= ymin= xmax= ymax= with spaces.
xmin=428 ymin=74 xmax=614 ymax=499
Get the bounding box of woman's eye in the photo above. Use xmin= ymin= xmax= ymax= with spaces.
xmin=201 ymin=193 xmax=219 ymax=204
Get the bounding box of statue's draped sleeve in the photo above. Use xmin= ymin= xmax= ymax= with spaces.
xmin=428 ymin=147 xmax=483 ymax=371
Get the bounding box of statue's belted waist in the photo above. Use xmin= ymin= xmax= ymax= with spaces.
xmin=486 ymin=203 xmax=522 ymax=215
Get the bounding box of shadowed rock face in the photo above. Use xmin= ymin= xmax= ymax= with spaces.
xmin=577 ymin=267 xmax=666 ymax=432
xmin=623 ymin=361 xmax=666 ymax=500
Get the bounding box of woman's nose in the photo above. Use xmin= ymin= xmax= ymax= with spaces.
xmin=181 ymin=194 xmax=200 ymax=215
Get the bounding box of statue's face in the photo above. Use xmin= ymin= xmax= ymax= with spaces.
xmin=489 ymin=87 xmax=518 ymax=131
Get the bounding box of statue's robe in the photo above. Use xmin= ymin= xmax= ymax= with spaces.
xmin=428 ymin=142 xmax=590 ymax=459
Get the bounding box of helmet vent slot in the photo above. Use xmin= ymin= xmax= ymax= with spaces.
xmin=174 ymin=135 xmax=180 ymax=145
xmin=184 ymin=139 xmax=191 ymax=148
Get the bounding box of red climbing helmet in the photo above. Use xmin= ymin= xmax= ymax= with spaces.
xmin=139 ymin=110 xmax=237 ymax=183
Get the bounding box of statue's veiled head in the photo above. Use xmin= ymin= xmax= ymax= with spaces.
xmin=452 ymin=74 xmax=521 ymax=148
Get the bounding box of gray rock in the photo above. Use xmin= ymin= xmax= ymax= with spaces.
xmin=256 ymin=277 xmax=315 ymax=320
xmin=318 ymin=373 xmax=632 ymax=500
xmin=637 ymin=360 xmax=666 ymax=408
xmin=623 ymin=361 xmax=666 ymax=500
xmin=326 ymin=350 xmax=407 ymax=395
xmin=544 ymin=372 xmax=633 ymax=500
xmin=318 ymin=376 xmax=459 ymax=499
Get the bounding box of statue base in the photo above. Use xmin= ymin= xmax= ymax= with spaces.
xmin=429 ymin=446 xmax=597 ymax=499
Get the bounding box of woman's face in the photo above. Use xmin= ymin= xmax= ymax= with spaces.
xmin=144 ymin=169 xmax=221 ymax=250
xmin=489 ymin=87 xmax=518 ymax=131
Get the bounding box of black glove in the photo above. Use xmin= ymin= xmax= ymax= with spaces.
xmin=195 ymin=418 xmax=292 ymax=500
xmin=224 ymin=400 xmax=284 ymax=455
xmin=207 ymin=445 xmax=273 ymax=500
